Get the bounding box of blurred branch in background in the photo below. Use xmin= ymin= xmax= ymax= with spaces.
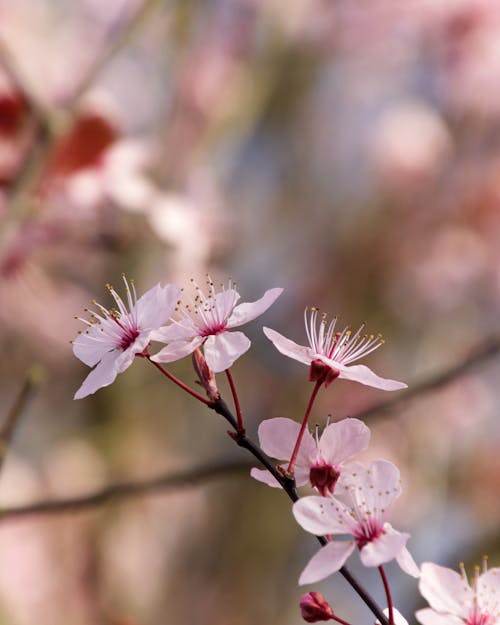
xmin=0 ymin=365 xmax=44 ymax=473
xmin=354 ymin=333 xmax=500 ymax=422
xmin=3 ymin=332 xmax=500 ymax=521
xmin=0 ymin=460 xmax=251 ymax=522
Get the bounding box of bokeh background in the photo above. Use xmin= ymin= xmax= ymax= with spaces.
xmin=0 ymin=0 xmax=500 ymax=623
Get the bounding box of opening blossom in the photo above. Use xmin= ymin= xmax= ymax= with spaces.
xmin=151 ymin=278 xmax=283 ymax=372
xmin=250 ymin=417 xmax=370 ymax=495
xmin=73 ymin=278 xmax=180 ymax=399
xmin=416 ymin=561 xmax=500 ymax=625
xmin=263 ymin=308 xmax=407 ymax=391
xmin=292 ymin=460 xmax=419 ymax=585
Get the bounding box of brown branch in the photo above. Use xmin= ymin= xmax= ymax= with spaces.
xmin=0 ymin=366 xmax=44 ymax=472
xmin=0 ymin=460 xmax=252 ymax=522
xmin=353 ymin=334 xmax=500 ymax=422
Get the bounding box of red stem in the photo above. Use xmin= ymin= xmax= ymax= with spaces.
xmin=287 ymin=380 xmax=322 ymax=473
xmin=378 ymin=565 xmax=394 ymax=625
xmin=145 ymin=357 xmax=212 ymax=406
xmin=332 ymin=615 xmax=352 ymax=625
xmin=225 ymin=369 xmax=244 ymax=433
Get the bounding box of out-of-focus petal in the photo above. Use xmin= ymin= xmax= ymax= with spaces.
xmin=74 ymin=350 xmax=119 ymax=399
xmin=203 ymin=331 xmax=251 ymax=372
xmin=396 ymin=546 xmax=420 ymax=578
xmin=298 ymin=541 xmax=355 ymax=585
xmin=250 ymin=468 xmax=282 ymax=488
xmin=359 ymin=523 xmax=409 ymax=568
xmin=416 ymin=609 xmax=463 ymax=625
xmin=419 ymin=563 xmax=472 ymax=618
xmin=151 ymin=336 xmax=203 ymax=363
xmin=478 ymin=568 xmax=500 ymax=614
xmin=318 ymin=418 xmax=370 ymax=465
xmin=228 ymin=288 xmax=283 ymax=327
xmin=263 ymin=327 xmax=313 ymax=365
xmin=335 ymin=363 xmax=407 ymax=391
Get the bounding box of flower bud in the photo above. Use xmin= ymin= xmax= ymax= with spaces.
xmin=192 ymin=348 xmax=219 ymax=401
xmin=300 ymin=591 xmax=334 ymax=622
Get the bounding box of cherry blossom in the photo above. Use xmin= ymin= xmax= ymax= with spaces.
xmin=151 ymin=278 xmax=282 ymax=372
xmin=73 ymin=277 xmax=180 ymax=399
xmin=263 ymin=307 xmax=407 ymax=391
xmin=416 ymin=561 xmax=500 ymax=625
xmin=250 ymin=417 xmax=370 ymax=494
xmin=292 ymin=460 xmax=419 ymax=585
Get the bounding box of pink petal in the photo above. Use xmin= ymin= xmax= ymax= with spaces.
xmin=318 ymin=418 xmax=370 ymax=465
xmin=336 ymin=363 xmax=407 ymax=391
xmin=250 ymin=468 xmax=282 ymax=488
xmin=378 ymin=609 xmax=409 ymax=625
xmin=478 ymin=568 xmax=500 ymax=613
xmin=72 ymin=324 xmax=116 ymax=366
xmin=359 ymin=523 xmax=409 ymax=568
xmin=416 ymin=609 xmax=463 ymax=625
xmin=298 ymin=541 xmax=355 ymax=585
xmin=151 ymin=319 xmax=198 ymax=342
xmin=293 ymin=495 xmax=352 ymax=536
xmin=74 ymin=350 xmax=120 ymax=399
xmin=257 ymin=417 xmax=316 ymax=465
xmin=151 ymin=336 xmax=203 ymax=363
xmin=419 ymin=563 xmax=473 ymax=618
xmin=341 ymin=460 xmax=401 ymax=514
xmin=263 ymin=327 xmax=313 ymax=365
xmin=396 ymin=546 xmax=420 ymax=578
xmin=203 ymin=331 xmax=251 ymax=372
xmin=213 ymin=288 xmax=240 ymax=320
xmin=135 ymin=283 xmax=180 ymax=329
xmin=227 ymin=288 xmax=283 ymax=328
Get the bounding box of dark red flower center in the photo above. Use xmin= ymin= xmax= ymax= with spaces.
xmin=309 ymin=359 xmax=339 ymax=388
xmin=309 ymin=463 xmax=340 ymax=496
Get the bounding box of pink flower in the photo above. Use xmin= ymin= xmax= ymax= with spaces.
xmin=250 ymin=417 xmax=370 ymax=495
xmin=292 ymin=460 xmax=419 ymax=585
xmin=151 ymin=278 xmax=283 ymax=372
xmin=73 ymin=277 xmax=180 ymax=399
xmin=416 ymin=561 xmax=500 ymax=625
xmin=263 ymin=308 xmax=407 ymax=391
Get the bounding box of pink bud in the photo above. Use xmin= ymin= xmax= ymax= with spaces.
xmin=300 ymin=592 xmax=335 ymax=622
xmin=192 ymin=348 xmax=220 ymax=401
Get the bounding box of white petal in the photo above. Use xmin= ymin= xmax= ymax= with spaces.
xmin=378 ymin=609 xmax=410 ymax=625
xmin=336 ymin=363 xmax=407 ymax=391
xmin=478 ymin=568 xmax=500 ymax=614
xmin=135 ymin=283 xmax=180 ymax=329
xmin=72 ymin=325 xmax=116 ymax=366
xmin=227 ymin=288 xmax=283 ymax=327
xmin=203 ymin=331 xmax=250 ymax=372
xmin=416 ymin=609 xmax=463 ymax=625
xmin=151 ymin=336 xmax=203 ymax=363
xmin=151 ymin=319 xmax=197 ymax=343
xmin=396 ymin=546 xmax=420 ymax=578
xmin=419 ymin=563 xmax=472 ymax=618
xmin=74 ymin=350 xmax=120 ymax=399
xmin=298 ymin=541 xmax=355 ymax=585
xmin=359 ymin=523 xmax=409 ymax=568
xmin=293 ymin=495 xmax=354 ymax=536
xmin=250 ymin=468 xmax=282 ymax=488
xmin=263 ymin=327 xmax=313 ymax=365
xmin=318 ymin=418 xmax=370 ymax=465
xmin=257 ymin=417 xmax=316 ymax=465
xmin=212 ymin=288 xmax=240 ymax=321
xmin=341 ymin=460 xmax=401 ymax=515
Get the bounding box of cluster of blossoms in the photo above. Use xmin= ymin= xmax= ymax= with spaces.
xmin=72 ymin=277 xmax=499 ymax=625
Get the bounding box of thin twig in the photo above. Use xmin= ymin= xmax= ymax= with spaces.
xmin=0 ymin=460 xmax=252 ymax=522
xmin=353 ymin=335 xmax=500 ymax=422
xmin=0 ymin=366 xmax=44 ymax=472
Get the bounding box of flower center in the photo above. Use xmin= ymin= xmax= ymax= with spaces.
xmin=353 ymin=520 xmax=384 ymax=549
xmin=309 ymin=462 xmax=340 ymax=496
xmin=466 ymin=610 xmax=493 ymax=625
xmin=112 ymin=314 xmax=140 ymax=350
